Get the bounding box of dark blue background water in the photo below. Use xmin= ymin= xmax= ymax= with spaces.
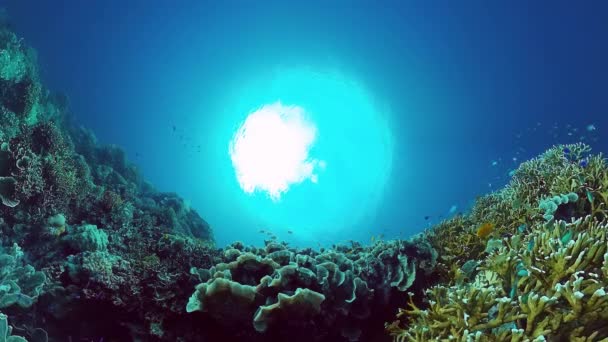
xmin=4 ymin=0 xmax=607 ymax=246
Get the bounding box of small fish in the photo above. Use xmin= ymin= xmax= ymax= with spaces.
xmin=560 ymin=230 xmax=573 ymax=244
xmin=579 ymin=159 xmax=589 ymax=168
xmin=172 ymin=125 xmax=176 ymax=132
xmin=587 ymin=124 xmax=596 ymax=132
xmin=259 ymin=229 xmax=265 ymax=234
xmin=371 ymin=236 xmax=375 ymax=243
xmin=527 ymin=239 xmax=534 ymax=251
xmin=563 ymin=147 xmax=571 ymax=154
xmin=287 ymin=230 xmax=293 ymax=234
xmin=517 ymin=224 xmax=527 ymax=233
xmin=476 ymin=222 xmax=495 ymax=238
xmin=491 ymin=160 xmax=498 ymax=166
xmin=586 ymin=190 xmax=594 ymax=203
xmin=448 ymin=205 xmax=458 ymax=215
xmin=424 ymin=215 xmax=430 ymax=220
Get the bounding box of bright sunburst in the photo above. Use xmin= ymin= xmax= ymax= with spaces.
xmin=219 ymin=67 xmax=393 ymax=246
xmin=229 ymin=101 xmax=325 ymax=200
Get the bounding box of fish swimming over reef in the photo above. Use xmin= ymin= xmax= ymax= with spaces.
xmin=476 ymin=222 xmax=495 ymax=238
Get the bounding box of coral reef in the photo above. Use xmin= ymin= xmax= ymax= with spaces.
xmin=0 ymin=19 xmax=218 ymax=341
xmin=187 ymin=237 xmax=436 ymax=341
xmin=0 ymin=312 xmax=27 ymax=342
xmin=388 ymin=143 xmax=608 ymax=341
xmin=0 ymin=243 xmax=45 ymax=309
xmin=1 ymin=10 xmax=608 ymax=342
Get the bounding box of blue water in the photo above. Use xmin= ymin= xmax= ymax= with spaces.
xmin=5 ymin=0 xmax=607 ymax=247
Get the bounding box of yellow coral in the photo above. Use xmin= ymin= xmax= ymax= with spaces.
xmin=389 ymin=216 xmax=608 ymax=341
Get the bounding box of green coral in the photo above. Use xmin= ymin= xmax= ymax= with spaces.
xmin=0 ymin=25 xmax=42 ymax=125
xmin=64 ymin=224 xmax=108 ymax=252
xmin=0 ymin=177 xmax=18 ymax=207
xmin=425 ymin=143 xmax=599 ymax=285
xmin=0 ymin=312 xmax=27 ymax=342
xmin=391 ymin=217 xmax=608 ymax=341
xmin=188 ymin=238 xmax=435 ymax=340
xmin=539 ymin=192 xmax=578 ymax=221
xmin=65 ymin=251 xmax=128 ymax=290
xmin=389 ymin=144 xmax=608 ymax=341
xmin=0 ymin=244 xmax=45 ymax=309
xmin=186 ymin=277 xmax=259 ymax=323
xmin=0 ymin=30 xmax=27 ymax=82
xmin=253 ymin=288 xmax=325 ymax=332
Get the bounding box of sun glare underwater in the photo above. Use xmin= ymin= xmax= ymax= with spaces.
xmin=222 ymin=68 xmax=393 ymax=246
xmin=1 ymin=2 xmax=608 ymax=341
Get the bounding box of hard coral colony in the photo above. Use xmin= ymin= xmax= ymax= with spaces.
xmin=0 ymin=14 xmax=608 ymax=342
xmin=388 ymin=142 xmax=608 ymax=341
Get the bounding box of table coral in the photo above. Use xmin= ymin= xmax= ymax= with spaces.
xmin=187 ymin=238 xmax=436 ymax=341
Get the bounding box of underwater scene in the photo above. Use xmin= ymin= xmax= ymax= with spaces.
xmin=0 ymin=1 xmax=607 ymax=341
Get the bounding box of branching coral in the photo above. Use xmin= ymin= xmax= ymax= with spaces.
xmin=391 ymin=216 xmax=608 ymax=341
xmin=389 ymin=143 xmax=608 ymax=341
